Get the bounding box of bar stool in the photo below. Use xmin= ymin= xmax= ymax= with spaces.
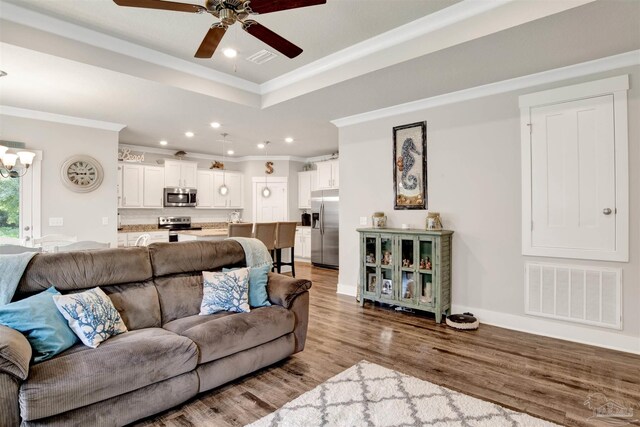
xmin=253 ymin=222 xmax=277 ymax=262
xmin=274 ymin=222 xmax=298 ymax=277
xmin=228 ymin=223 xmax=253 ymax=238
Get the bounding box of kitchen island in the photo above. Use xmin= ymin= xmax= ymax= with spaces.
xmin=177 ymin=229 xmax=228 ymax=242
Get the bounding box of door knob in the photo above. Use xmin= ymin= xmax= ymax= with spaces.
xmin=24 ymin=226 xmax=30 ymax=231
xmin=603 ymin=208 xmax=612 ymax=215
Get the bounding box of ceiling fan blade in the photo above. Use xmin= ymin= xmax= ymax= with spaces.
xmin=246 ymin=0 xmax=326 ymax=14
xmin=242 ymin=20 xmax=302 ymax=58
xmin=195 ymin=24 xmax=227 ymax=58
xmin=113 ymin=0 xmax=205 ymax=13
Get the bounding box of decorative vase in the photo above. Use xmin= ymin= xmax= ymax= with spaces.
xmin=372 ymin=212 xmax=387 ymax=228
xmin=426 ymin=212 xmax=443 ymax=230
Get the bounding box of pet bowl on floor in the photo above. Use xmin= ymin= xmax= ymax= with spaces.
xmin=445 ymin=312 xmax=479 ymax=330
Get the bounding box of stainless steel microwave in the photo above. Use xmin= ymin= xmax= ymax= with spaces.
xmin=164 ymin=188 xmax=197 ymax=207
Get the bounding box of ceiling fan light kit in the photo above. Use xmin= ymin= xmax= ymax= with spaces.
xmin=113 ymin=0 xmax=327 ymax=59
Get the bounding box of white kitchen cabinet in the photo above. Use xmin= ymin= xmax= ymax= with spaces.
xmin=196 ymin=170 xmax=214 ymax=208
xmin=164 ymin=160 xmax=197 ymax=188
xmin=294 ymin=227 xmax=311 ymax=260
xmin=227 ymin=173 xmax=244 ymax=208
xmin=121 ymin=164 xmax=143 ymax=208
xmin=122 ymin=164 xmax=166 ymax=209
xmin=117 ymin=165 xmax=123 ymax=208
xmin=143 ymin=166 xmax=164 ymax=208
xmin=213 ymin=171 xmax=244 ymax=208
xmin=316 ymin=160 xmax=339 ymax=189
xmin=117 ymin=233 xmax=127 ymax=248
xmin=297 ymin=170 xmax=317 ymax=209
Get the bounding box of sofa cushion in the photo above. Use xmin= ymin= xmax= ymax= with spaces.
xmin=155 ymin=274 xmax=204 ymax=324
xmin=19 ymin=328 xmax=198 ymax=421
xmin=163 ymin=306 xmax=295 ymax=364
xmin=148 ymin=240 xmax=245 ymax=278
xmin=102 ymin=281 xmax=161 ymax=330
xmin=15 ymin=248 xmax=152 ymax=300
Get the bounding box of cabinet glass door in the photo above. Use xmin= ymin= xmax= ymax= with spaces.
xmin=378 ymin=235 xmax=395 ymax=300
xmin=362 ymin=234 xmax=378 ymax=298
xmin=399 ymin=236 xmax=417 ymax=303
xmin=418 ymin=238 xmax=435 ymax=306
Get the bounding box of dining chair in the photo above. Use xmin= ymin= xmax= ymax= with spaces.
xmin=134 ymin=234 xmax=151 ymax=247
xmin=54 ymin=241 xmax=111 ymax=253
xmin=0 ymin=244 xmax=42 ymax=255
xmin=274 ymin=222 xmax=298 ymax=277
xmin=253 ymin=222 xmax=277 ymax=262
xmin=33 ymin=235 xmax=77 ymax=252
xmin=227 ymin=223 xmax=253 ymax=238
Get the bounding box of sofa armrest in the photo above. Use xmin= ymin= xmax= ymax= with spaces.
xmin=267 ymin=273 xmax=312 ymax=309
xmin=0 ymin=324 xmax=31 ymax=380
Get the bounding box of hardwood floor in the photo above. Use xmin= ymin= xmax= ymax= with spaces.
xmin=139 ymin=264 xmax=640 ymax=427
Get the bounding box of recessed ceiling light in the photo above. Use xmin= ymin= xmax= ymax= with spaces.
xmin=257 ymin=143 xmax=265 ymax=149
xmin=223 ymin=48 xmax=237 ymax=58
xmin=227 ymin=150 xmax=234 ymax=155
xmin=159 ymin=140 xmax=168 ymax=146
xmin=285 ymin=137 xmax=294 ymax=143
xmin=210 ymin=122 xmax=221 ymax=128
xmin=185 ymin=131 xmax=194 ymax=137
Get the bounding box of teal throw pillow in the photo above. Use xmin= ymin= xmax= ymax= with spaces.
xmin=201 ymin=269 xmax=250 ymax=315
xmin=0 ymin=287 xmax=78 ymax=363
xmin=223 ymin=265 xmax=271 ymax=308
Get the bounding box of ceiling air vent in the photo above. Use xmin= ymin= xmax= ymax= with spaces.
xmin=246 ymin=49 xmax=277 ymax=64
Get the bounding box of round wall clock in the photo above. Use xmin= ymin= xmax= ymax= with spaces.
xmin=60 ymin=155 xmax=104 ymax=193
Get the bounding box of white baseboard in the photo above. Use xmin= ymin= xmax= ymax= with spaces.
xmin=453 ymin=304 xmax=640 ymax=355
xmin=337 ymin=283 xmax=357 ymax=297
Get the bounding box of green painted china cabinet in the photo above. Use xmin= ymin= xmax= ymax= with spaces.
xmin=357 ymin=228 xmax=453 ymax=322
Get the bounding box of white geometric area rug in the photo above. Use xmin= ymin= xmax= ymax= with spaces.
xmin=247 ymin=361 xmax=559 ymax=427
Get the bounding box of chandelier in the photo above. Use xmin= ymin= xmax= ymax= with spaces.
xmin=0 ymin=145 xmax=35 ymax=178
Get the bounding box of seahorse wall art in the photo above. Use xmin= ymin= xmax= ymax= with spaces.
xmin=399 ymin=137 xmax=421 ymax=190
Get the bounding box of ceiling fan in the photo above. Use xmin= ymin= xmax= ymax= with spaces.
xmin=113 ymin=0 xmax=326 ymax=59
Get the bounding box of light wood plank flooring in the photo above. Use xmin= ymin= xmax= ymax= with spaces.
xmin=138 ymin=264 xmax=640 ymax=427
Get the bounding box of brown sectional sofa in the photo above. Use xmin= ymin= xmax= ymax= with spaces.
xmin=0 ymin=240 xmax=311 ymax=426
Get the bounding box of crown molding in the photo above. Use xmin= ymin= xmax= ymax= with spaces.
xmin=260 ymin=0 xmax=509 ymax=95
xmin=0 ymin=106 xmax=126 ymax=131
xmin=120 ymin=143 xmax=307 ymax=163
xmin=331 ymin=50 xmax=640 ymax=128
xmin=0 ymin=1 xmax=260 ymax=94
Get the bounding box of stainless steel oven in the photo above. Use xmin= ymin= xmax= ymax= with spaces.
xmin=163 ymin=188 xmax=197 ymax=207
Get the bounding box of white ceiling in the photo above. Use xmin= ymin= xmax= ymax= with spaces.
xmin=0 ymin=0 xmax=638 ymax=158
xmin=5 ymin=0 xmax=460 ymax=83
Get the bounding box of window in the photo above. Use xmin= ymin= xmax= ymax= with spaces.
xmin=520 ymin=75 xmax=629 ymax=262
xmin=0 ymin=175 xmax=20 ymax=239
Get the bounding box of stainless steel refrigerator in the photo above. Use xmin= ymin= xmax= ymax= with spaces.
xmin=311 ymin=189 xmax=339 ymax=268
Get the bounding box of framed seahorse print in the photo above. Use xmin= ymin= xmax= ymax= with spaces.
xmin=393 ymin=121 xmax=427 ymax=210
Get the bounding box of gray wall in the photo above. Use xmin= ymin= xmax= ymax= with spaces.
xmin=0 ymin=115 xmax=119 ymax=246
xmin=338 ymin=66 xmax=640 ymax=353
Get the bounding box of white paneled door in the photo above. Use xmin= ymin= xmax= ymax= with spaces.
xmin=253 ymin=178 xmax=288 ymax=222
xmin=530 ymin=95 xmax=615 ymax=252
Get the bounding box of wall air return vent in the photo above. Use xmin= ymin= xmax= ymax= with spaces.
xmin=246 ymin=49 xmax=277 ymax=64
xmin=525 ymin=262 xmax=622 ymax=330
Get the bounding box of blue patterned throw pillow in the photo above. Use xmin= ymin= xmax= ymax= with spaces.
xmin=53 ymin=287 xmax=128 ymax=348
xmin=201 ymin=269 xmax=250 ymax=315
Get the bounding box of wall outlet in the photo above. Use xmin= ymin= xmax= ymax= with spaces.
xmin=49 ymin=217 xmax=63 ymax=227
xmin=360 ymin=216 xmax=368 ymax=226
xmin=102 ymin=217 xmax=109 ymax=225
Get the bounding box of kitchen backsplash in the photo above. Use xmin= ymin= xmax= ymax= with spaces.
xmin=118 ymin=207 xmax=244 ymax=225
